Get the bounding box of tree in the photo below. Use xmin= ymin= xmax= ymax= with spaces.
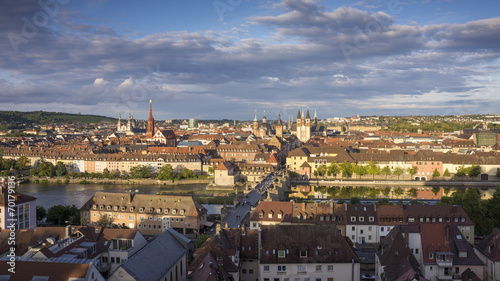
xmin=367 ymin=188 xmax=380 ymax=198
xmin=468 ymin=165 xmax=482 ymax=178
xmin=353 ymin=164 xmax=367 ymax=179
xmin=96 ymin=214 xmax=114 ymax=228
xmin=32 ymin=160 xmax=55 ymax=177
xmin=381 ymin=166 xmax=391 ymax=180
xmin=407 ymin=166 xmax=418 ymax=179
xmin=350 ymin=197 xmax=361 ymax=204
xmin=455 ymin=165 xmax=467 ymax=177
xmin=367 ymin=160 xmax=380 ymax=179
xmin=207 ymin=165 xmax=217 ymax=175
xmin=157 ymin=164 xmax=175 ymax=180
xmin=129 ymin=165 xmax=152 ymax=179
xmin=102 ymin=168 xmax=111 ymax=178
xmin=432 ymin=168 xmax=440 ymax=178
xmin=180 ymin=168 xmax=197 ymax=179
xmin=443 ymin=187 xmax=451 ymax=196
xmin=377 ymin=198 xmax=392 ymax=205
xmin=406 ymin=188 xmax=418 ymax=198
xmin=443 ymin=168 xmax=451 ymax=177
xmin=316 ymin=165 xmax=327 ymax=178
xmin=339 ymin=161 xmax=354 ymax=178
xmin=327 ymin=163 xmax=340 ymax=178
xmin=46 ymin=205 xmax=80 ymax=225
xmin=55 ymin=162 xmax=67 ymax=177
xmin=36 ymin=206 xmax=47 ymax=222
xmin=15 ymin=156 xmax=29 ymax=170
xmin=196 ymin=234 xmax=211 ymax=248
xmin=393 ymin=167 xmax=405 ymax=180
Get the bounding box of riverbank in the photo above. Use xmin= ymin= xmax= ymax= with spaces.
xmin=27 ymin=176 xmax=212 ymax=186
xmin=293 ymin=179 xmax=500 ymax=187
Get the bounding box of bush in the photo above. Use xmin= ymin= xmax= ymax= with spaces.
xmin=79 ymin=180 xmax=90 ymax=184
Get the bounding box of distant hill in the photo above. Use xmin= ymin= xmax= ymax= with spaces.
xmin=0 ymin=111 xmax=116 ymax=126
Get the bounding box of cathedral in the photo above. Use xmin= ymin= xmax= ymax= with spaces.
xmin=116 ymin=113 xmax=137 ymax=134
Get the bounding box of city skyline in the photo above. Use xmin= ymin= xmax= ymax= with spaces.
xmin=1 ymin=0 xmax=499 ymax=120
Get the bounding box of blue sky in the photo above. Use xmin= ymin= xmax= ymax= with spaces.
xmin=1 ymin=0 xmax=499 ymax=120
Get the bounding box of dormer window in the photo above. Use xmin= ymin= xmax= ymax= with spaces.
xmin=100 ymin=205 xmax=104 ymax=210
xmin=121 ymin=207 xmax=126 ymax=211
xmin=278 ymin=250 xmax=286 ymax=258
xmin=180 ymin=210 xmax=185 ymax=215
xmin=429 ymin=253 xmax=434 ymax=259
xmin=107 ymin=206 xmax=111 ymax=210
xmin=278 ymin=213 xmax=282 ymax=219
xmin=157 ymin=209 xmax=161 ymax=214
xmin=351 ymin=216 xmax=356 ymax=222
xmin=164 ymin=209 xmax=169 ymax=214
xmin=369 ymin=216 xmax=374 ymax=222
xmin=114 ymin=206 xmax=118 ymax=211
xmin=268 ymin=214 xmax=272 ymax=218
xmin=300 ymin=250 xmax=307 ymax=258
xmin=139 ymin=208 xmax=144 ymax=213
xmin=359 ymin=217 xmax=364 ymax=222
xmin=130 ymin=207 xmax=134 ymax=212
xmin=172 ymin=209 xmax=177 ymax=214
xmin=93 ymin=205 xmax=97 ymax=210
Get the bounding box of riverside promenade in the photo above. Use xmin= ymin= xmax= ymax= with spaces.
xmin=293 ymin=179 xmax=500 ymax=187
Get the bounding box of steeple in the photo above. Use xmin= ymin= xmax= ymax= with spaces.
xmin=277 ymin=112 xmax=282 ymax=125
xmin=306 ymin=108 xmax=311 ymax=119
xmin=297 ymin=108 xmax=301 ymax=120
xmin=146 ymin=99 xmax=155 ymax=138
xmin=262 ymin=110 xmax=267 ymax=123
xmin=314 ymin=108 xmax=318 ymax=126
xmin=254 ymin=110 xmax=258 ymax=122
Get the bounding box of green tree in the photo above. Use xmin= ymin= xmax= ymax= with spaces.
xmin=316 ymin=165 xmax=327 ymax=178
xmin=180 ymin=168 xmax=197 ymax=179
xmin=36 ymin=206 xmax=47 ymax=222
xmin=407 ymin=166 xmax=418 ymax=179
xmin=327 ymin=163 xmax=340 ymax=178
xmin=339 ymin=161 xmax=354 ymax=178
xmin=15 ymin=156 xmax=29 ymax=170
xmin=432 ymin=168 xmax=440 ymax=177
xmin=46 ymin=205 xmax=80 ymax=225
xmin=367 ymin=161 xmax=381 ymax=179
xmin=207 ymin=165 xmax=217 ymax=175
xmin=129 ymin=165 xmax=152 ymax=179
xmin=486 ymin=187 xmax=500 ymax=232
xmin=157 ymin=164 xmax=175 ymax=180
xmin=96 ymin=213 xmax=114 ymax=228
xmin=350 ymin=197 xmax=361 ymax=204
xmin=102 ymin=168 xmax=111 ymax=178
xmin=367 ymin=188 xmax=380 ymax=198
xmin=393 ymin=166 xmax=405 ymax=180
xmin=443 ymin=187 xmax=451 ymax=196
xmin=455 ymin=165 xmax=467 ymax=177
xmin=196 ymin=234 xmax=211 ymax=248
xmin=353 ymin=164 xmax=367 ymax=179
xmin=468 ymin=165 xmax=482 ymax=178
xmin=377 ymin=198 xmax=392 ymax=205
xmin=443 ymin=168 xmax=451 ymax=177
xmin=34 ymin=161 xmax=55 ymax=177
xmin=381 ymin=166 xmax=392 ymax=180
xmin=55 ymin=162 xmax=67 ymax=177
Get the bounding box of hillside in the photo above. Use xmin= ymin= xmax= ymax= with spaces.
xmin=0 ymin=111 xmax=116 ymax=128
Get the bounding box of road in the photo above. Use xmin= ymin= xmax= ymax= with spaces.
xmin=222 ymin=173 xmax=277 ymax=228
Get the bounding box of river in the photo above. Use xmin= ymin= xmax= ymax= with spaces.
xmin=15 ymin=182 xmax=224 ymax=214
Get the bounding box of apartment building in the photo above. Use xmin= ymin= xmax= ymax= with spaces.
xmin=80 ymin=192 xmax=208 ymax=237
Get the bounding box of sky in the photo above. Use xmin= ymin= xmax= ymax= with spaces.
xmin=1 ymin=0 xmax=499 ymax=121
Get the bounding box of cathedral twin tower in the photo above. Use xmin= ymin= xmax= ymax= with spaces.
xmin=253 ymin=108 xmax=317 ymax=143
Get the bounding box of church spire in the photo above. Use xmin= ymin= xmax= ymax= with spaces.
xmin=146 ymin=99 xmax=155 ymax=138
xmin=254 ymin=109 xmax=258 ymax=122
xmin=306 ymin=108 xmax=311 ymax=119
xmin=297 ymin=108 xmax=301 ymax=120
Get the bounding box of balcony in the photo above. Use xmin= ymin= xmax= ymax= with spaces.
xmin=436 ymin=253 xmax=453 ymax=267
xmin=437 ymin=274 xmax=452 ymax=280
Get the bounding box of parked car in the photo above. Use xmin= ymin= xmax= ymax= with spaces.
xmin=362 ymin=274 xmax=375 ymax=280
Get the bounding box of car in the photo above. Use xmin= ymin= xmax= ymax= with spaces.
xmin=362 ymin=274 xmax=375 ymax=280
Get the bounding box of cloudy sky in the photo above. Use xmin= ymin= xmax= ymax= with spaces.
xmin=1 ymin=0 xmax=499 ymax=120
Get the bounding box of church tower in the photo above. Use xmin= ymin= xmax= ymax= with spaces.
xmin=117 ymin=114 xmax=122 ymax=132
xmin=276 ymin=112 xmax=283 ymax=139
xmin=313 ymin=109 xmax=318 ymax=126
xmin=146 ymin=99 xmax=155 ymax=138
xmin=253 ymin=110 xmax=259 ymax=136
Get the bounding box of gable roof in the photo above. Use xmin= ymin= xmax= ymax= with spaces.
xmin=120 ymin=229 xmax=189 ymax=281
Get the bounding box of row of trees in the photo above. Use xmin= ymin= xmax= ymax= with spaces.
xmin=312 ymin=185 xmax=445 ymax=200
xmin=313 ymin=161 xmax=491 ymax=179
xmin=36 ymin=205 xmax=80 ymax=225
xmin=313 ymin=161 xmax=418 ymax=179
xmin=27 ymin=160 xmax=202 ymax=181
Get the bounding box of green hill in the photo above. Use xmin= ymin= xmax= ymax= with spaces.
xmin=0 ymin=111 xmax=116 ymax=128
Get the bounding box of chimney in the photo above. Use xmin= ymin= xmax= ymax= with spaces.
xmin=65 ymin=225 xmax=72 ymax=238
xmin=215 ymin=223 xmax=221 ymax=236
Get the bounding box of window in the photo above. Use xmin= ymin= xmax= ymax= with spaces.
xmin=369 ymin=216 xmax=374 ymax=222
xmin=316 ymin=279 xmax=321 ymax=281
xmin=278 ymin=214 xmax=282 ymax=219
xmin=259 ymin=213 xmax=263 ymax=218
xmin=300 ymin=250 xmax=307 ymax=257
xmin=278 ymin=250 xmax=285 ymax=258
xmin=381 ymin=227 xmax=385 ymax=231
xmin=461 ymin=217 xmax=465 ymax=222
xmin=420 ymin=218 xmax=423 ymax=222
xmin=360 ymin=230 xmax=364 ymax=234
xmin=297 ymin=265 xmax=307 ymax=272
xmin=408 ymin=218 xmax=415 ymax=222
xmin=129 ymin=215 xmax=134 ymax=221
xmin=351 ymin=216 xmax=356 ymax=222
xmin=439 ymin=217 xmax=442 ymax=222
xmin=249 ymin=269 xmax=253 ymax=274
xmin=242 ymin=269 xmax=246 ymax=274
xmin=327 ymin=265 xmax=334 ymax=271
xmin=368 ymin=226 xmax=372 ymax=231
xmin=455 ymin=218 xmax=458 ymax=222
xmin=111 ymin=257 xmax=115 ymax=263
xmin=368 ymin=235 xmax=372 ymax=240
xmin=352 ymin=226 xmax=355 ymax=231
xmin=415 ymin=248 xmax=419 ymax=254
xmin=359 ymin=217 xmax=364 ymax=222
xmin=315 ymin=265 xmax=322 ymax=271
xmin=264 ymin=266 xmax=270 ymax=272
xmin=429 ymin=253 xmax=434 ymax=259
xmin=278 ymin=265 xmax=286 ymax=272
xmin=268 ymin=214 xmax=273 ymax=218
